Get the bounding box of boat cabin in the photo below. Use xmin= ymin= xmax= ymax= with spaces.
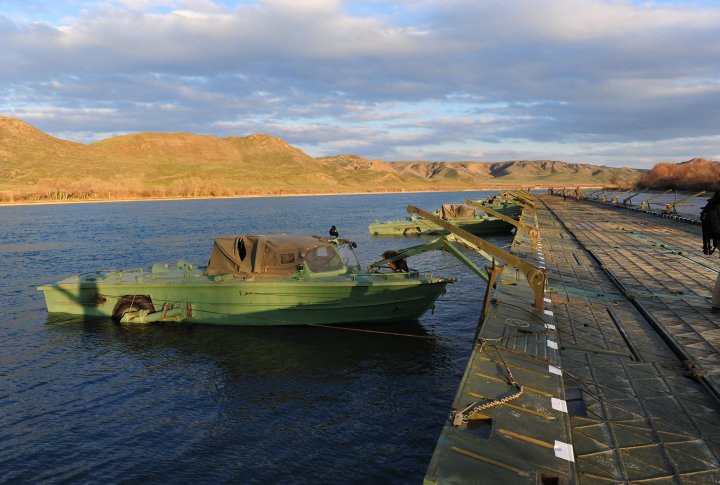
xmin=206 ymin=234 xmax=359 ymax=277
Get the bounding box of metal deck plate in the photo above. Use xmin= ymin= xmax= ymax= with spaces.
xmin=425 ymin=195 xmax=720 ymax=484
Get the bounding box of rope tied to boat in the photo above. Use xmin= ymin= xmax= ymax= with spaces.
xmin=301 ymin=322 xmax=471 ymax=343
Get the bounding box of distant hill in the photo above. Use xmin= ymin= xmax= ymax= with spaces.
xmin=392 ymin=159 xmax=639 ymax=186
xmin=0 ymin=116 xmax=642 ymax=202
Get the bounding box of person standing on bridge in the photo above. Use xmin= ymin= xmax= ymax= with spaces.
xmin=701 ymin=191 xmax=720 ymax=312
xmin=575 ymin=186 xmax=581 ymax=202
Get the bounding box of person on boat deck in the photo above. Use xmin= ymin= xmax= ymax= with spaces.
xmin=701 ymin=191 xmax=720 ymax=313
xmin=382 ymin=250 xmax=409 ymax=272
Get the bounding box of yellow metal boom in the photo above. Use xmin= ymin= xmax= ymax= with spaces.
xmin=661 ymin=191 xmax=705 ymax=214
xmin=639 ymin=189 xmax=673 ymax=210
xmin=407 ymin=205 xmax=546 ymax=311
xmin=623 ymin=188 xmax=648 ymax=205
xmin=465 ymin=199 xmax=539 ymax=250
xmin=610 ymin=188 xmax=634 ymax=204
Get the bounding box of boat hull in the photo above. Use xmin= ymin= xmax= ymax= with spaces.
xmin=369 ymin=217 xmax=513 ymax=236
xmin=38 ymin=270 xmax=449 ymax=326
xmin=369 ymin=200 xmax=523 ymax=236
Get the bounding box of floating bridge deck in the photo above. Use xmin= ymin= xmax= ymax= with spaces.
xmin=424 ymin=194 xmax=720 ymax=484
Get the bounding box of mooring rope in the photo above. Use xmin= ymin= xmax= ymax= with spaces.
xmin=301 ymin=322 xmax=471 ymax=342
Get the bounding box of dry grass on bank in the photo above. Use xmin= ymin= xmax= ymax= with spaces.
xmin=0 ymin=177 xmax=312 ymax=203
xmin=1 ymin=176 xmax=502 ymax=204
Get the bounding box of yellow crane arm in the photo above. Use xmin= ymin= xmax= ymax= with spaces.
xmin=662 ymin=191 xmax=705 ymax=214
xmin=640 ymin=189 xmax=673 ymax=210
xmin=465 ymin=200 xmax=538 ymax=250
xmin=407 ymin=205 xmax=546 ymax=311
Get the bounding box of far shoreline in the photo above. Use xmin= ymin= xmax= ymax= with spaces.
xmin=1 ymin=186 xmax=596 ymax=208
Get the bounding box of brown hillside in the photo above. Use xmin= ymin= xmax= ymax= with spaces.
xmin=317 ymin=154 xmax=432 ymax=190
xmin=0 ymin=116 xmax=112 ymax=184
xmin=393 ymin=161 xmax=492 ymax=181
xmin=394 ymin=159 xmax=639 ymax=186
xmin=92 ymin=132 xmax=329 ymax=183
xmin=0 ymin=116 xmax=642 ymax=202
xmin=318 ymin=154 xmax=397 ymax=172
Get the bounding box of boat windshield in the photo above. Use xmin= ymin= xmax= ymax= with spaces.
xmin=303 ymin=245 xmax=346 ymax=273
xmin=336 ymin=242 xmax=360 ymax=270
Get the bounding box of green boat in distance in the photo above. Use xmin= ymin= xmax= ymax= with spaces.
xmin=38 ymin=234 xmax=452 ymax=326
xmin=368 ymin=197 xmax=523 ymax=236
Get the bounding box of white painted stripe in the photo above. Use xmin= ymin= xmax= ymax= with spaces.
xmin=545 ymin=324 xmax=556 ymax=330
xmin=544 ymin=309 xmax=554 ymax=316
xmin=551 ymin=398 xmax=568 ymax=413
xmin=554 ymin=441 xmax=575 ymax=462
xmin=547 ymin=340 xmax=558 ymax=350
xmin=549 ymin=365 xmax=562 ymax=375
xmin=544 ymin=297 xmax=551 ymax=303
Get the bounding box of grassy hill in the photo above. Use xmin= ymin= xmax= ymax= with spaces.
xmin=0 ymin=116 xmax=642 ymax=202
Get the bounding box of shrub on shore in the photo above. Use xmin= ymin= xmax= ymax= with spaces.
xmin=638 ymin=159 xmax=720 ymax=191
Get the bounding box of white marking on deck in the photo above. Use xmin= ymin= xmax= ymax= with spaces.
xmin=551 ymin=398 xmax=568 ymax=413
xmin=554 ymin=441 xmax=575 ymax=462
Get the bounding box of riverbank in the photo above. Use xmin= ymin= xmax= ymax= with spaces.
xmin=0 ymin=187 xmax=512 ymax=208
xmin=0 ymin=185 xmax=607 ymax=208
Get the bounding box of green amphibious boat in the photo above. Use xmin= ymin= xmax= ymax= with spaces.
xmin=38 ymin=234 xmax=451 ymax=326
xmin=368 ymin=197 xmax=523 ymax=236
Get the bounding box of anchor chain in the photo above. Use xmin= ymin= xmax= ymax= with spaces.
xmin=449 ymin=384 xmax=524 ymax=426
xmin=449 ymin=343 xmax=525 ymax=427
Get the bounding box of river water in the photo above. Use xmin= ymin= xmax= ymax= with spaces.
xmin=0 ymin=191 xmax=509 ymax=484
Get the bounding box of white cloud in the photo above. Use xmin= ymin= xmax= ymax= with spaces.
xmin=2 ymin=0 xmax=720 ymax=167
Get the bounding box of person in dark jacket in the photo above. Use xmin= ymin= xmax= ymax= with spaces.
xmin=701 ymin=191 xmax=720 ymax=312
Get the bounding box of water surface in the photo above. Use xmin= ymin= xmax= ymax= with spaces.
xmin=0 ymin=191 xmax=508 ymax=483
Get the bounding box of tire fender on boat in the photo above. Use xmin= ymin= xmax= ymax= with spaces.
xmin=112 ymin=295 xmax=155 ymax=322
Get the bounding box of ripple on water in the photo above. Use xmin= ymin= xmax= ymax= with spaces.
xmin=0 ymin=192 xmax=508 ymax=483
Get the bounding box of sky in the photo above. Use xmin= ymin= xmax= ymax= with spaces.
xmin=1 ymin=0 xmax=719 ymax=168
